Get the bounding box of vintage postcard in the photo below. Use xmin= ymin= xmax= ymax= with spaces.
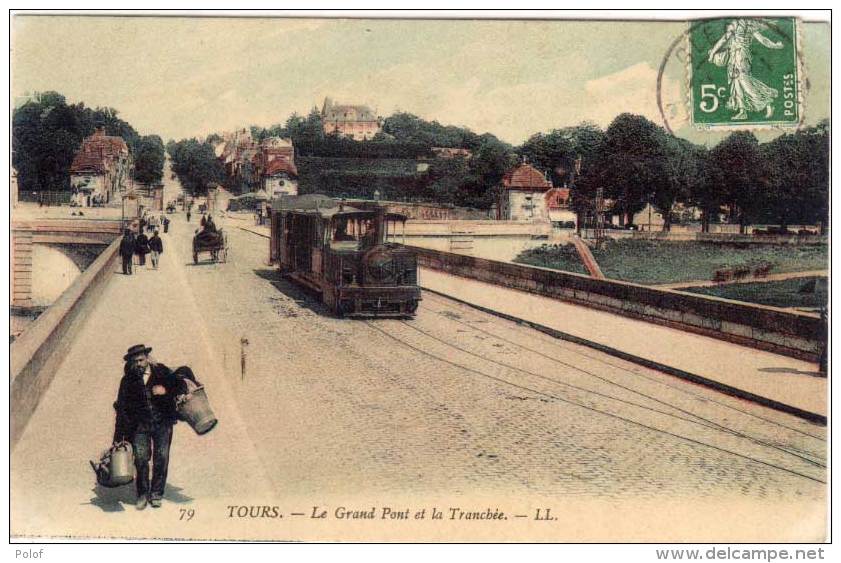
xmin=8 ymin=11 xmax=829 ymax=544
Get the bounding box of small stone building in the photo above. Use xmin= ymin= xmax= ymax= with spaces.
xmin=497 ymin=163 xmax=553 ymax=222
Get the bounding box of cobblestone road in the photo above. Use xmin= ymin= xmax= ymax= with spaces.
xmin=182 ymin=215 xmax=826 ymax=502
xmin=11 ymin=209 xmax=827 ymax=541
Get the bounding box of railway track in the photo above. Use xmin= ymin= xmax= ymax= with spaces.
xmin=358 ymin=296 xmax=826 ymax=486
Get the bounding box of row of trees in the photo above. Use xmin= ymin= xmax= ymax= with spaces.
xmin=523 ymin=114 xmax=829 ymax=232
xmin=12 ymin=91 xmax=165 ymax=192
xmin=212 ymin=108 xmax=829 ymax=226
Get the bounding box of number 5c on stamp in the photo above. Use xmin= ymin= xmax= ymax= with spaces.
xmin=689 ymin=17 xmax=800 ymax=127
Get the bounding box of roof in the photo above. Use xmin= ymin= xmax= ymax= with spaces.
xmin=322 ymin=103 xmax=378 ymax=123
xmin=502 ymin=163 xmax=553 ymax=191
xmin=70 ymin=130 xmax=129 ymax=174
xmin=545 ymin=187 xmax=571 ymax=208
xmin=265 ymin=159 xmax=298 ymax=177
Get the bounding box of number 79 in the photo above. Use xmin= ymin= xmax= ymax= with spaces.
xmin=179 ymin=508 xmax=195 ymax=521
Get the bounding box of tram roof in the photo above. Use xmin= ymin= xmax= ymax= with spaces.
xmin=271 ymin=194 xmax=407 ymax=221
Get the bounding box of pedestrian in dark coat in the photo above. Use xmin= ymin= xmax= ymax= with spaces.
xmin=135 ymin=232 xmax=150 ymax=267
xmin=119 ymin=229 xmax=136 ymax=275
xmin=163 ymin=216 xmax=170 ymax=233
xmin=113 ymin=344 xmax=188 ymax=510
xmin=149 ymin=231 xmax=164 ymax=270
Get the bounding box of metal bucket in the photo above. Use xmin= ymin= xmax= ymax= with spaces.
xmin=109 ymin=443 xmax=135 ymax=485
xmin=177 ymin=385 xmax=218 ymax=435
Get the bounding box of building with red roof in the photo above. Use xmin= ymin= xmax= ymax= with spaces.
xmin=70 ymin=128 xmax=132 ymax=206
xmin=497 ymin=162 xmax=553 ymax=222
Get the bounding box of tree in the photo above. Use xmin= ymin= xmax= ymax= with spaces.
xmin=381 ymin=112 xmax=480 ymax=148
xmin=518 ymin=131 xmax=575 ymax=187
xmin=591 ymin=114 xmax=668 ymax=227
xmin=707 ymin=131 xmax=768 ymax=233
xmin=655 ymin=137 xmax=700 ymax=231
xmin=133 ymin=135 xmax=165 ymax=185
xmin=166 ymin=138 xmax=225 ymax=196
xmin=687 ymin=146 xmax=721 ymax=233
xmin=762 ymin=121 xmax=829 ymax=231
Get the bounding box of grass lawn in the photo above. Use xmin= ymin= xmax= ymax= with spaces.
xmin=514 ymin=239 xmax=828 ymax=285
xmin=684 ymin=277 xmax=828 ymax=309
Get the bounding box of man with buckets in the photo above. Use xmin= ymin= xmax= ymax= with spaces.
xmin=113 ymin=344 xmax=189 ymax=510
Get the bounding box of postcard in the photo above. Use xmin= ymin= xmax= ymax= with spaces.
xmin=9 ymin=12 xmax=829 ymax=543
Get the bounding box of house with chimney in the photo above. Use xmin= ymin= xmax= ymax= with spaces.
xmin=321 ymin=97 xmax=382 ymax=141
xmin=497 ymin=162 xmax=553 ymax=222
xmin=69 ymin=128 xmax=132 ymax=206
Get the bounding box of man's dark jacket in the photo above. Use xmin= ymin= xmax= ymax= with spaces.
xmin=119 ymin=234 xmax=136 ymax=258
xmin=113 ymin=363 xmax=187 ymax=443
xmin=134 ymin=233 xmax=150 ymax=256
xmin=149 ymin=235 xmax=163 ymax=254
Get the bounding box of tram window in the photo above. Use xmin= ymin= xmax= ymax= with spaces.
xmin=331 ymin=217 xmax=376 ymax=250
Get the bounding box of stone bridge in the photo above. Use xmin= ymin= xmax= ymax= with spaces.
xmin=11 ymin=219 xmax=122 ymax=307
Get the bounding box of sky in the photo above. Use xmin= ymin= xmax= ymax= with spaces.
xmin=11 ymin=15 xmax=830 ymax=146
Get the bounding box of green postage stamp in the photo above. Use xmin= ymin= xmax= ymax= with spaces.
xmin=689 ymin=18 xmax=801 ymax=127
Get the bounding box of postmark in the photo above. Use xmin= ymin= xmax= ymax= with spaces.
xmin=688 ymin=18 xmax=801 ymax=128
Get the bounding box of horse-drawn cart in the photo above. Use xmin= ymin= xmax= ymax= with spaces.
xmin=192 ymin=230 xmax=228 ymax=264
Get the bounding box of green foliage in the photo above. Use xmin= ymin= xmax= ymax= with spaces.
xmin=12 ymin=91 xmax=143 ymax=192
xmin=685 ymin=277 xmax=827 ymax=308
xmin=133 ymin=135 xmax=165 ymax=185
xmin=759 ymin=121 xmax=829 ymax=229
xmin=707 ymin=131 xmax=768 ymax=231
xmin=166 ymin=138 xmax=225 ymax=196
xmin=515 ymin=239 xmax=827 ymax=285
xmin=381 ymin=112 xmax=483 ymax=149
xmin=592 ymin=114 xmax=671 ymax=225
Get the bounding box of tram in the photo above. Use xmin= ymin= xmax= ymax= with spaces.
xmin=269 ymin=194 xmax=420 ymax=318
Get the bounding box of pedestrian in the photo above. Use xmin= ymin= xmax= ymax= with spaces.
xmin=162 ymin=216 xmax=170 ymax=234
xmin=119 ymin=229 xmax=136 ymax=275
xmin=149 ymin=230 xmax=163 ymax=270
xmin=135 ymin=230 xmax=150 ymax=267
xmin=186 ymin=210 xmax=192 ymax=223
xmin=112 ymin=345 xmax=189 ymax=510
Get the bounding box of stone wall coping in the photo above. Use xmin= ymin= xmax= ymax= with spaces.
xmin=10 ymin=238 xmax=120 ymax=379
xmin=411 ymin=246 xmax=823 ymax=341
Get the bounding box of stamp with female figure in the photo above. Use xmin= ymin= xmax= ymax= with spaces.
xmin=689 ymin=18 xmax=801 ymax=127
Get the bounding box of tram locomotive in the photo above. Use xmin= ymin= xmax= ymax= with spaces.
xmin=269 ymin=194 xmax=421 ymax=318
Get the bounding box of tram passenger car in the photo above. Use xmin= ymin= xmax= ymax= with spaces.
xmin=269 ymin=194 xmax=420 ymax=317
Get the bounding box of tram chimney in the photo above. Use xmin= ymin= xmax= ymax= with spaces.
xmin=374 ymin=205 xmax=386 ymax=244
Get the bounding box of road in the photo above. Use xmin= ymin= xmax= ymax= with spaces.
xmin=10 ymin=207 xmax=827 ymax=541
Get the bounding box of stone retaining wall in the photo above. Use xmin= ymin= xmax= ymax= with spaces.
xmin=413 ymin=247 xmax=824 ymax=361
xmin=10 ymin=238 xmax=121 ymax=448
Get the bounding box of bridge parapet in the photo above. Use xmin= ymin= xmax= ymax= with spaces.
xmin=413 ymin=246 xmax=825 ymax=362
xmin=10 ymin=238 xmax=121 ymax=448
